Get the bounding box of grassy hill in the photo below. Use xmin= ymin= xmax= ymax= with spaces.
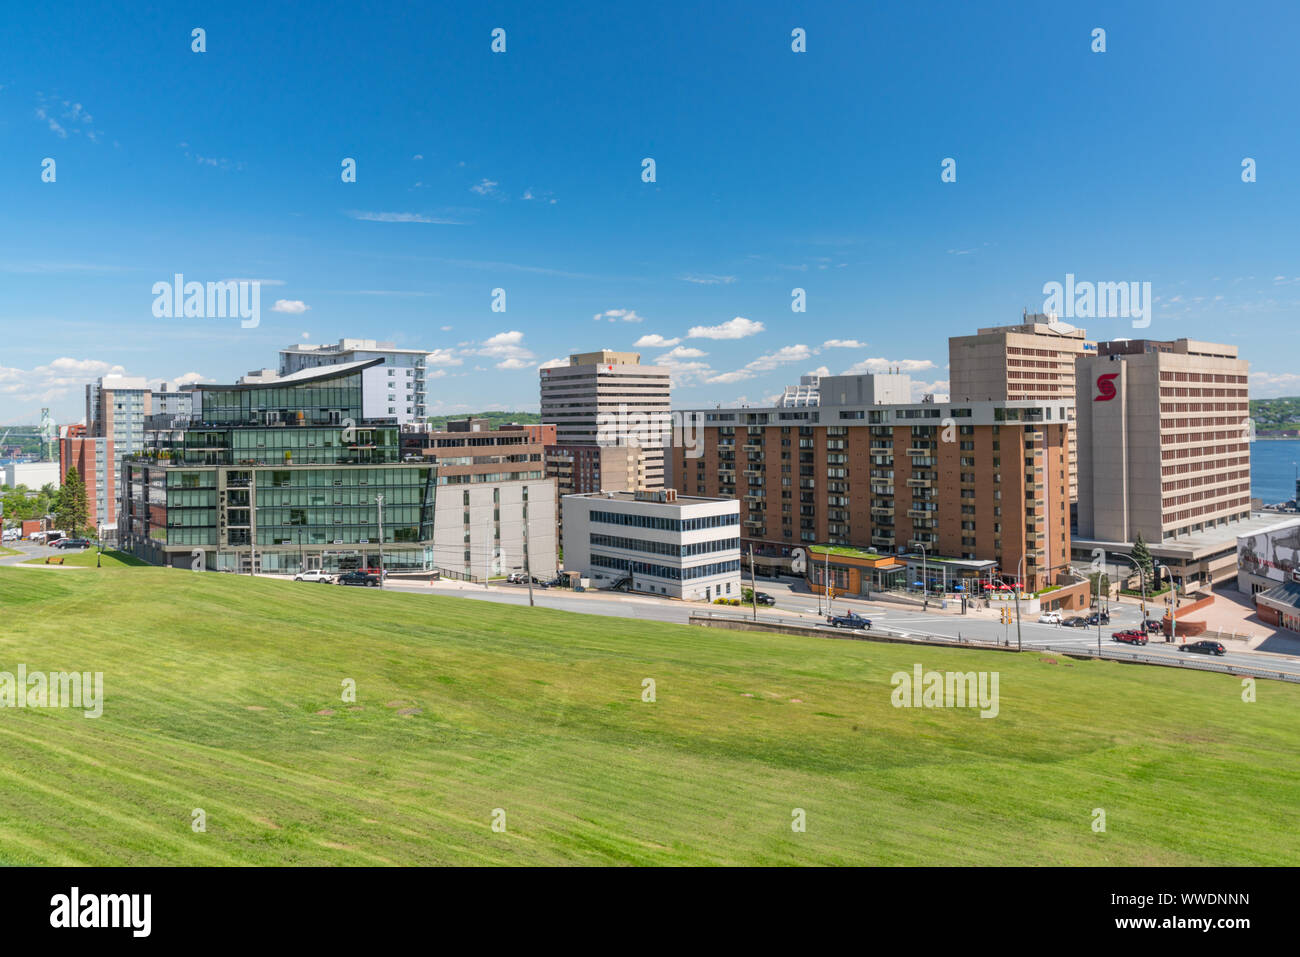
xmin=424 ymin=411 xmax=540 ymax=430
xmin=1251 ymin=396 xmax=1300 ymax=432
xmin=0 ymin=565 xmax=1297 ymax=865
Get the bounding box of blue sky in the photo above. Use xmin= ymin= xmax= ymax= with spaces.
xmin=2 ymin=0 xmax=1298 ymax=424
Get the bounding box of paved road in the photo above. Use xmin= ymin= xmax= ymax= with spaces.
xmin=8 ymin=545 xmax=1294 ymax=678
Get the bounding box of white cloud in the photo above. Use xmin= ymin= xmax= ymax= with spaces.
xmin=909 ymin=379 xmax=951 ymax=401
xmin=680 ymin=274 xmax=737 ymax=285
xmin=633 ymin=334 xmax=680 ymax=348
xmin=840 ymin=357 xmax=938 ymax=375
xmin=704 ymin=343 xmax=812 ymax=385
xmin=0 ymin=357 xmax=128 ymax=418
xmin=440 ymin=325 xmax=453 ymax=332
xmin=822 ymin=339 xmax=865 ymax=349
xmin=271 ymin=299 xmax=310 ymax=314
xmin=688 ymin=316 xmax=764 ymax=340
xmin=470 ymin=178 xmax=500 ymax=196
xmin=424 ymin=349 xmax=463 ymax=367
xmin=808 ymin=366 xmax=831 ymax=378
xmin=593 ymin=308 xmax=644 ymax=323
xmin=658 ymin=346 xmax=706 ymax=361
xmin=1251 ymin=371 xmax=1300 ymax=398
xmin=347 ymin=210 xmax=467 ymax=224
xmin=538 ymin=358 xmax=569 ymax=370
xmin=412 ymin=154 xmax=424 ymax=160
xmin=473 ymin=330 xmax=536 ymax=369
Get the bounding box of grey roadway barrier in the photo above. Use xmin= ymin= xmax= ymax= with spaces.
xmin=689 ymin=611 xmax=1300 ymax=683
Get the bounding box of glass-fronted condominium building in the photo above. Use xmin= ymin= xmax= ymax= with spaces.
xmin=121 ymin=359 xmax=437 ymax=573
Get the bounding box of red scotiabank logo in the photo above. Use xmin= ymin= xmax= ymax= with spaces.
xmin=1095 ymin=373 xmax=1119 ymax=401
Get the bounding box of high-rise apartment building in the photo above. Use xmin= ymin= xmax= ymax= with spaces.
xmin=85 ymin=375 xmax=151 ymax=525
xmin=279 ymin=339 xmax=434 ymax=426
xmin=58 ymin=424 xmax=113 ymax=530
xmin=1073 ymin=338 xmax=1253 ymax=586
xmin=539 ymin=350 xmax=671 ymax=487
xmin=673 ymin=374 xmax=1073 ymax=592
xmin=121 ymin=360 xmax=437 ymax=573
xmin=948 ymin=316 xmax=1094 ymax=502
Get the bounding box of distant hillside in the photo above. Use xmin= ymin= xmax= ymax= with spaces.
xmin=424 ymin=411 xmax=542 ymax=430
xmin=1251 ymin=397 xmax=1300 ymax=432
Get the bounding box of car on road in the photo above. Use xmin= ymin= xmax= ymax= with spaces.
xmin=1178 ymin=639 xmax=1226 ymax=656
xmin=53 ymin=538 xmax=91 ymax=549
xmin=1111 ymin=629 xmax=1148 ymax=646
xmin=827 ymin=612 xmax=871 ymax=630
xmin=1062 ymin=616 xmax=1090 ymax=628
xmin=1037 ymin=611 xmax=1062 ymax=624
xmin=754 ymin=592 xmax=776 ymax=606
xmin=294 ymin=569 xmax=334 ymax=583
xmin=337 ymin=570 xmax=380 ymax=587
xmin=1142 ymin=618 xmax=1164 ymax=633
xmin=1085 ymin=611 xmax=1111 ymax=626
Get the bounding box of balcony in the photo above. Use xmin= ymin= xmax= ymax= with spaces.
xmin=906 ymin=477 xmax=932 ymax=488
xmin=871 ymin=535 xmax=894 ymax=548
xmin=906 ymin=446 xmax=933 ymax=456
xmin=871 ymin=505 xmax=894 ymax=516
xmin=743 ymin=519 xmax=765 ymax=529
xmin=743 ymin=494 xmax=765 ymax=503
xmin=743 ymin=468 xmax=764 ymax=477
xmin=742 ymin=444 xmax=763 ymax=452
xmin=907 ymin=508 xmax=933 ymax=519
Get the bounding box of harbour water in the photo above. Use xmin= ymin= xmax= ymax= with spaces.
xmin=1252 ymin=439 xmax=1300 ymax=504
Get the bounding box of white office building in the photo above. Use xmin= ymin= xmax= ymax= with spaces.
xmin=279 ymin=339 xmax=434 ymax=426
xmin=561 ymin=489 xmax=741 ymax=600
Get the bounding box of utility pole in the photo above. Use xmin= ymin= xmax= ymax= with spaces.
xmin=825 ymin=545 xmax=832 ymax=617
xmin=376 ymin=493 xmax=385 ymax=589
xmin=523 ymin=495 xmax=534 ymax=607
xmin=484 ymin=517 xmax=491 ymax=588
xmin=1014 ymin=555 xmax=1024 ymax=652
xmin=749 ymin=544 xmax=758 ymax=620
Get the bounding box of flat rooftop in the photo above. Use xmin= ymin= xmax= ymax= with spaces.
xmin=1075 ymin=513 xmax=1289 ymax=560
xmin=566 ymin=491 xmax=734 ymax=506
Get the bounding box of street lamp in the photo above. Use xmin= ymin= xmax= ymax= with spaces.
xmin=1155 ymin=562 xmax=1177 ymax=643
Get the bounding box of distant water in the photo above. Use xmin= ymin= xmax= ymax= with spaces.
xmin=1253 ymin=440 xmax=1300 ymax=503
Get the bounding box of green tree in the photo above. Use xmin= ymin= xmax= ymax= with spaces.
xmin=55 ymin=467 xmax=90 ymax=537
xmin=1131 ymin=532 xmax=1154 ymax=589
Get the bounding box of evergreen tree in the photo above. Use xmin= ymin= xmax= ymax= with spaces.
xmin=1131 ymin=532 xmax=1154 ymax=590
xmin=55 ymin=467 xmax=90 ymax=537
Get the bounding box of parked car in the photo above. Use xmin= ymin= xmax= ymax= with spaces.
xmin=754 ymin=592 xmax=776 ymax=606
xmin=1038 ymin=611 xmax=1062 ymax=624
xmin=1086 ymin=611 xmax=1111 ymax=626
xmin=1062 ymin=616 xmax=1090 ymax=628
xmin=1179 ymin=639 xmax=1226 ymax=657
xmin=506 ymin=573 xmax=526 ymax=584
xmin=294 ymin=569 xmax=334 ymax=583
xmin=337 ymin=570 xmax=380 ymax=587
xmin=827 ymin=612 xmax=871 ymax=630
xmin=53 ymin=538 xmax=91 ymax=550
xmin=1111 ymin=629 xmax=1148 ymax=646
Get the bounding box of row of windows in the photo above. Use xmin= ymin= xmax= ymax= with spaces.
xmin=590 ymin=553 xmax=741 ymax=581
xmin=590 ymin=534 xmax=739 ymax=558
xmin=588 ymin=509 xmax=739 ymax=532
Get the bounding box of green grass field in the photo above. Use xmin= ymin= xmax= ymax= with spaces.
xmin=0 ymin=564 xmax=1297 ymax=865
xmin=21 ymin=548 xmax=146 ymax=568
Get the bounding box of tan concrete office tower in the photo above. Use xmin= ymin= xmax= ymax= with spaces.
xmin=539 ymin=350 xmax=671 ymax=487
xmin=1073 ymin=338 xmax=1252 ymax=586
xmin=948 ymin=316 xmax=1094 ymax=502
